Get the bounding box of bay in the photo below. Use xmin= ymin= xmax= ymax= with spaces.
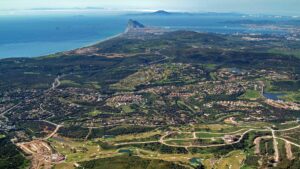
xmin=0 ymin=14 xmax=287 ymax=59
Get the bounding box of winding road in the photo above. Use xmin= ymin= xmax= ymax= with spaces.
xmin=44 ymin=124 xmax=63 ymax=140
xmin=114 ymin=125 xmax=300 ymax=150
xmin=50 ymin=75 xmax=62 ymax=90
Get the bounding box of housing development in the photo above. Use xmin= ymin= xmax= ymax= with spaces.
xmin=0 ymin=20 xmax=300 ymax=169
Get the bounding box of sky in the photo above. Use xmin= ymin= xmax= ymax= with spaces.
xmin=0 ymin=0 xmax=299 ymax=16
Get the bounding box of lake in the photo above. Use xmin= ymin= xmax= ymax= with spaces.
xmin=0 ymin=14 xmax=289 ymax=59
xmin=263 ymin=92 xmax=285 ymax=101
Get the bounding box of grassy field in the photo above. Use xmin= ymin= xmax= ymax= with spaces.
xmin=50 ymin=122 xmax=298 ymax=169
xmin=51 ymin=137 xmax=117 ymax=162
xmin=54 ymin=163 xmax=75 ymax=169
xmin=214 ymin=150 xmax=246 ymax=169
xmin=280 ymin=91 xmax=300 ymax=102
xmin=165 ymin=133 xmax=194 ymax=140
xmin=239 ymin=90 xmax=262 ymax=100
xmin=193 ymin=124 xmax=244 ymax=132
xmin=107 ymin=130 xmax=162 ymax=143
xmin=60 ymin=80 xmax=81 ymax=88
xmin=196 ymin=133 xmax=225 ymax=138
xmin=78 ymin=155 xmax=188 ymax=169
xmin=88 ymin=110 xmax=103 ymax=116
xmin=165 ymin=138 xmax=225 ymax=146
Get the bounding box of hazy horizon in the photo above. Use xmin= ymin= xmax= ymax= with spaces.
xmin=1 ymin=0 xmax=300 ymax=16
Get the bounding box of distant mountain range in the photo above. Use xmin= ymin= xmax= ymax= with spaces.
xmin=127 ymin=10 xmax=243 ymax=17
xmin=127 ymin=11 xmax=300 ymax=20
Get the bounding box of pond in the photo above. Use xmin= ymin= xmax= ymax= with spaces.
xmin=118 ymin=149 xmax=132 ymax=154
xmin=263 ymin=92 xmax=285 ymax=101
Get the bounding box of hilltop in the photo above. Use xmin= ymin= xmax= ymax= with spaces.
xmin=125 ymin=19 xmax=146 ymax=33
xmin=152 ymin=10 xmax=171 ymax=15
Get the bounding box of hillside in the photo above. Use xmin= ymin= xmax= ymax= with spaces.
xmin=0 ymin=20 xmax=300 ymax=169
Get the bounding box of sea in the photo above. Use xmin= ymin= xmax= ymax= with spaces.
xmin=0 ymin=13 xmax=291 ymax=59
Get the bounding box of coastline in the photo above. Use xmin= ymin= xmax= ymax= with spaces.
xmin=83 ymin=32 xmax=124 ymax=47
xmin=0 ymin=32 xmax=124 ymax=60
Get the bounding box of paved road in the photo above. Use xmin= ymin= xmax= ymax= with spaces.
xmin=116 ymin=129 xmax=255 ymax=148
xmin=37 ymin=120 xmax=60 ymax=127
xmin=85 ymin=128 xmax=93 ymax=141
xmin=276 ymin=137 xmax=300 ymax=148
xmin=50 ymin=75 xmax=62 ymax=90
xmin=44 ymin=124 xmax=63 ymax=140
xmin=276 ymin=125 xmax=300 ymax=132
xmin=270 ymin=128 xmax=280 ymax=162
xmin=114 ymin=125 xmax=300 ymax=149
